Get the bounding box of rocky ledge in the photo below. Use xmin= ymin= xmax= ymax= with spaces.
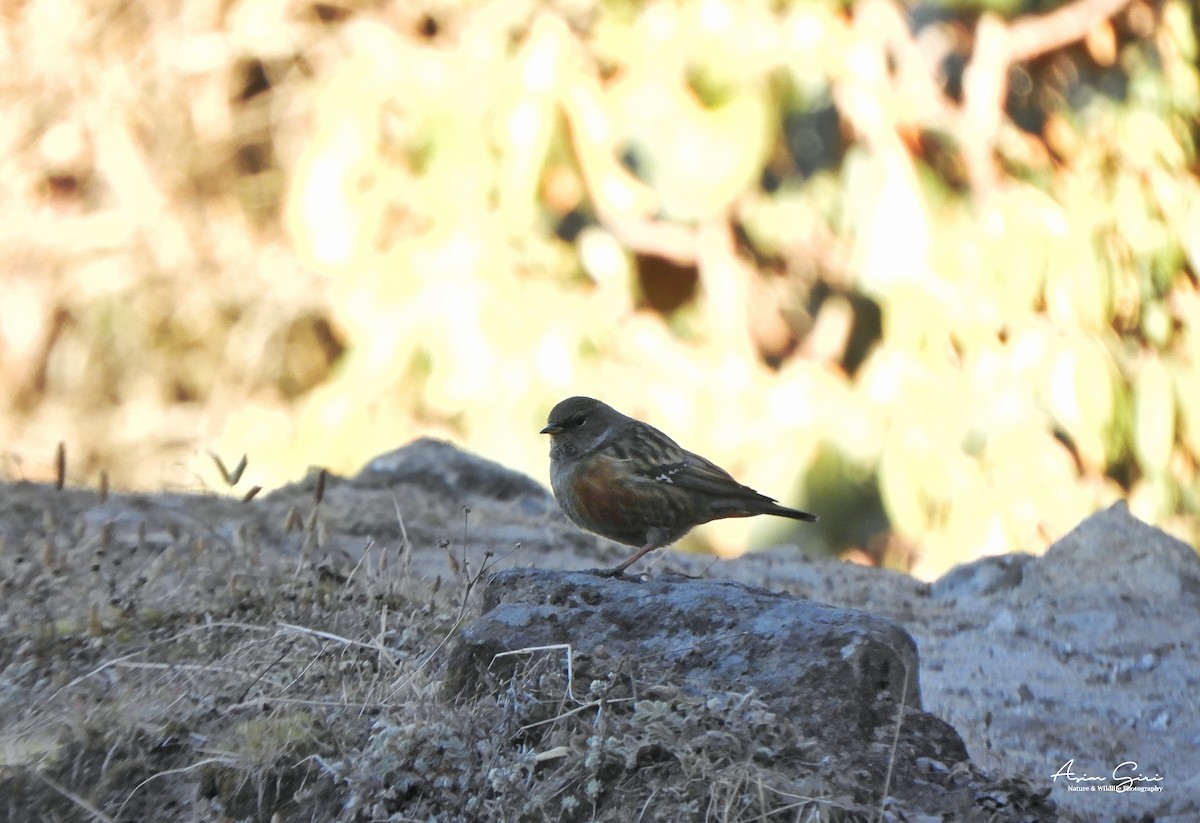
xmin=0 ymin=438 xmax=1194 ymax=821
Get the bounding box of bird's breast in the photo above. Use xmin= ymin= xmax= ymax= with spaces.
xmin=553 ymin=453 xmax=692 ymax=547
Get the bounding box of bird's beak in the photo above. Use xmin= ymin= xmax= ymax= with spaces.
xmin=540 ymin=424 xmax=563 ymax=435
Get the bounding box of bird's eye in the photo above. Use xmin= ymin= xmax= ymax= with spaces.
xmin=570 ymin=415 xmax=587 ymax=428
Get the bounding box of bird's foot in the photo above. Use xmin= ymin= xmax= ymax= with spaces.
xmin=582 ymin=565 xmax=628 ymax=578
xmin=598 ymin=545 xmax=656 ymax=577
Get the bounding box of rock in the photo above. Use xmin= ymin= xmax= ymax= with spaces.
xmin=448 ymin=567 xmax=962 ymax=755
xmin=931 ymin=501 xmax=1200 ymax=606
xmin=448 ymin=569 xmax=920 ymax=740
xmin=357 ymin=437 xmax=552 ymax=505
xmin=932 ymin=553 xmax=1034 ymax=600
xmin=10 ymin=449 xmax=1191 ymax=821
xmin=444 ymin=568 xmax=1060 ymax=820
xmin=0 ymin=446 xmax=1090 ymax=821
xmin=255 ymin=439 xmax=579 ymax=580
xmin=1023 ymin=500 xmax=1200 ymax=603
xmin=914 ymin=501 xmax=1200 ymax=823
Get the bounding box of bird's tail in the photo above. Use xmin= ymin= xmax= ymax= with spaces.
xmin=765 ymin=502 xmax=819 ymax=522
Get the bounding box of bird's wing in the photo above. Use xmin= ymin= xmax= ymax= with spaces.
xmin=661 ymin=453 xmax=768 ymax=500
xmin=609 ymin=424 xmax=766 ymax=500
xmin=594 ymin=422 xmax=815 ymax=523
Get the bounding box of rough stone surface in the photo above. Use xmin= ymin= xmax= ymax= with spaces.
xmin=0 ymin=439 xmax=1195 ymax=822
xmin=358 ymin=437 xmax=553 ymax=504
xmin=665 ymin=502 xmax=1199 ymax=823
xmin=445 ymin=569 xmax=1051 ymax=819
xmin=915 ymin=503 xmax=1200 ymax=823
xmin=448 ymin=568 xmax=923 ymax=745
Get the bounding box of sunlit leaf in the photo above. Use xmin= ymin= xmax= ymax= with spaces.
xmin=1044 ymin=333 xmax=1117 ymax=471
xmin=1132 ymin=355 xmax=1176 ymax=477
xmin=1170 ymin=361 xmax=1200 ymax=464
xmin=845 ymin=146 xmax=938 ymax=303
xmin=1129 ymin=474 xmax=1178 ymax=524
xmin=609 ymin=76 xmax=772 ymax=220
xmin=1044 ymin=223 xmax=1109 ymax=332
xmin=1117 ymin=109 xmax=1189 ymax=171
xmin=878 ymin=428 xmax=929 ymax=537
xmin=908 ymin=472 xmax=1004 ymax=581
xmin=976 ymin=187 xmax=1055 ymax=320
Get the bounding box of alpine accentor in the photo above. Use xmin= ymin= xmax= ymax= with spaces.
xmin=541 ymin=396 xmax=817 ymax=575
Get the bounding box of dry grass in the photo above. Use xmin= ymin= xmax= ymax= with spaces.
xmin=0 ymin=475 xmax=936 ymax=822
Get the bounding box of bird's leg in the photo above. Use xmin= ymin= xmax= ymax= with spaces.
xmin=601 ymin=542 xmax=659 ymax=577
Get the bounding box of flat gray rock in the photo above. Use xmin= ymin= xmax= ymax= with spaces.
xmin=357 ymin=437 xmax=552 ymax=504
xmin=445 ymin=568 xmax=1055 ymax=820
xmin=914 ymin=502 xmax=1200 ymax=823
xmin=448 ymin=568 xmax=922 ymax=739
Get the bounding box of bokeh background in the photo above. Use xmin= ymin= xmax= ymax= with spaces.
xmin=1 ymin=0 xmax=1196 ymax=578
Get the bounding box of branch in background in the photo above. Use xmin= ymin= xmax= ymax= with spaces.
xmin=962 ymin=0 xmax=1135 ymax=190
xmin=1006 ymin=0 xmax=1134 ymax=63
xmin=604 ymin=215 xmax=699 ymax=267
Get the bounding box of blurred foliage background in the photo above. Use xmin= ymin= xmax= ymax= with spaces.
xmin=0 ymin=0 xmax=1197 ymax=577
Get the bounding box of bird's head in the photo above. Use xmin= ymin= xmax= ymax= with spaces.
xmin=541 ymin=396 xmax=622 ymax=459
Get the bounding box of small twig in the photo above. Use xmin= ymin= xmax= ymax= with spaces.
xmin=34 ymin=622 xmax=274 ymax=709
xmin=118 ymin=758 xmax=229 ymax=819
xmin=877 ymin=659 xmax=912 ymax=822
xmin=492 ymin=643 xmax=580 ymax=702
xmin=236 ymin=639 xmax=299 ymax=703
xmin=518 ymin=696 xmax=635 ymax=731
xmin=338 ymin=539 xmax=377 ymax=591
xmin=272 ymin=642 xmax=333 ymax=699
xmin=381 ymin=552 xmax=498 ymax=702
xmin=110 ymin=660 xmax=254 ymax=677
xmin=378 ymin=535 xmax=518 ymax=703
xmin=312 ymin=468 xmax=326 ymax=505
xmin=460 ymin=506 xmax=471 ymax=576
xmin=208 ymin=452 xmax=247 ymax=487
xmin=377 ymin=603 xmax=388 ymax=673
xmin=54 ymin=442 xmax=66 ymax=490
xmin=385 ymin=490 xmax=413 ymax=592
xmin=30 ymin=770 xmax=116 ymax=823
xmin=276 ymin=622 xmax=402 ymax=665
xmin=754 ymin=782 xmax=861 ymax=816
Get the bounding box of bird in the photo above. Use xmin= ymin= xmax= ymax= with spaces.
xmin=540 ymin=396 xmax=817 ymax=575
